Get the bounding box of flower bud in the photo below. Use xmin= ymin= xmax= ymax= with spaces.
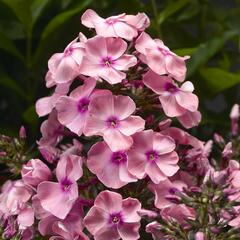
xmin=230 ymin=104 xmax=240 ymax=136
xmin=195 ymin=232 xmax=205 ymax=240
xmin=21 ymin=159 xmax=51 ymax=186
xmin=19 ymin=126 xmax=26 ymax=139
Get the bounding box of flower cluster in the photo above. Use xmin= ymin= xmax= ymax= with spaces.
xmin=1 ymin=9 xmax=240 ymax=240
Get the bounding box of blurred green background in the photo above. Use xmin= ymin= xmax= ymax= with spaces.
xmin=0 ymin=0 xmax=239 ymax=141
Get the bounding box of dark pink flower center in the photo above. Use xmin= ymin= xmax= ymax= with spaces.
xmin=64 ymin=47 xmax=73 ymax=57
xmin=111 ymin=151 xmax=127 ymax=165
xmin=77 ymin=98 xmax=90 ymax=113
xmin=169 ymin=187 xmax=179 ymax=194
xmin=61 ymin=178 xmax=73 ymax=192
xmin=146 ymin=150 xmax=159 ymax=162
xmin=105 ymin=18 xmax=118 ymax=25
xmin=164 ymin=82 xmax=178 ymax=94
xmin=101 ymin=56 xmax=115 ymax=67
xmin=109 ymin=212 xmax=123 ymax=225
xmin=106 ymin=116 xmax=120 ymax=128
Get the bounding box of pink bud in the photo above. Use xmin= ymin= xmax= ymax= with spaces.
xmin=19 ymin=126 xmax=26 ymax=139
xmin=195 ymin=232 xmax=205 ymax=240
xmin=230 ymin=104 xmax=240 ymax=120
xmin=21 ymin=159 xmax=51 ymax=186
xmin=158 ymin=119 xmax=172 ymax=130
xmin=213 ymin=133 xmax=224 ymax=144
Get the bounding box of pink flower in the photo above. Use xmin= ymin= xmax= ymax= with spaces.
xmin=36 ymin=83 xmax=70 ymax=117
xmin=146 ymin=222 xmax=164 ymax=240
xmin=135 ymin=32 xmax=189 ymax=81
xmin=177 ymin=110 xmax=201 ymax=129
xmin=143 ymin=70 xmax=199 ymax=117
xmin=17 ymin=205 xmax=34 ymax=230
xmin=87 ymin=141 xmax=137 ymax=189
xmin=83 ymin=190 xmax=141 ymax=240
xmin=84 ymin=92 xmax=145 ymax=151
xmin=80 ymin=36 xmax=137 ymax=84
xmin=37 ymin=155 xmax=83 ymax=219
xmin=48 ymin=37 xmax=85 ymax=84
xmin=149 ymin=178 xmax=187 ymax=209
xmin=127 ymin=130 xmax=179 ymax=184
xmin=21 ymin=159 xmax=51 ymax=187
xmin=81 ymin=9 xmax=149 ymax=40
xmin=195 ymin=232 xmax=205 ymax=240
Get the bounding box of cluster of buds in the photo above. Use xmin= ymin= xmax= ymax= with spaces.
xmin=0 ymin=9 xmax=240 ymax=240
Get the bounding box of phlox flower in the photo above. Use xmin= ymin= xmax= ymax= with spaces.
xmin=48 ymin=36 xmax=85 ymax=84
xmin=37 ymin=155 xmax=83 ymax=219
xmin=127 ymin=130 xmax=179 ymax=184
xmin=84 ymin=190 xmax=141 ymax=240
xmin=80 ymin=36 xmax=137 ymax=84
xmin=81 ymin=9 xmax=149 ymax=40
xmin=143 ymin=70 xmax=199 ymax=117
xmin=84 ymin=92 xmax=145 ymax=151
xmin=135 ymin=32 xmax=189 ymax=81
xmin=87 ymin=141 xmax=137 ymax=189
xmin=177 ymin=110 xmax=201 ymax=129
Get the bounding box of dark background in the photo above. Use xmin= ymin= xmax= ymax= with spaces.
xmin=0 ymin=0 xmax=240 ymax=142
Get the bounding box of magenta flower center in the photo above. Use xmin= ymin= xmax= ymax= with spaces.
xmin=105 ymin=18 xmax=117 ymax=25
xmin=64 ymin=47 xmax=73 ymax=57
xmin=106 ymin=116 xmax=120 ymax=128
xmin=158 ymin=47 xmax=170 ymax=56
xmin=146 ymin=150 xmax=159 ymax=162
xmin=61 ymin=178 xmax=73 ymax=192
xmin=109 ymin=212 xmax=123 ymax=225
xmin=169 ymin=187 xmax=179 ymax=194
xmin=164 ymin=82 xmax=178 ymax=94
xmin=77 ymin=98 xmax=90 ymax=113
xmin=111 ymin=151 xmax=127 ymax=165
xmin=101 ymin=56 xmax=115 ymax=67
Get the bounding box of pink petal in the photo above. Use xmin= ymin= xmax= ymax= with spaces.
xmin=83 ymin=207 xmax=109 ymax=235
xmin=119 ymin=116 xmax=145 ymax=136
xmin=18 ymin=206 xmax=34 ymax=229
xmin=81 ymin=9 xmax=104 ymax=28
xmin=175 ymin=91 xmax=199 ymax=113
xmin=99 ymin=67 xmax=126 ymax=84
xmin=178 ymin=110 xmax=201 ymax=129
xmin=159 ymin=95 xmax=186 ymax=117
xmin=131 ymin=130 xmax=154 ymax=152
xmin=143 ymin=70 xmax=173 ymax=94
xmin=36 ymin=96 xmax=53 ymax=117
xmin=119 ymin=164 xmax=137 ymax=183
xmin=37 ymin=181 xmax=78 ymax=219
xmin=83 ymin=116 xmax=106 ymax=136
xmin=153 ymin=133 xmax=175 ymax=154
xmin=38 ymin=215 xmax=58 ymax=236
xmin=118 ymin=222 xmax=140 ymax=240
xmin=94 ymin=190 xmax=122 ymax=213
xmin=106 ymin=37 xmax=127 ymax=59
xmin=114 ymin=55 xmax=137 ymax=70
xmin=113 ymin=21 xmax=138 ymax=40
xmin=56 ymin=155 xmax=83 ymax=182
xmin=165 ymin=54 xmax=188 ymax=81
xmin=85 ymin=36 xmax=107 ymax=59
xmin=135 ymin=32 xmax=156 ymax=55
xmin=48 ymin=53 xmax=62 ymax=73
xmin=95 ymin=225 xmax=119 ymax=240
xmin=103 ymin=129 xmax=133 ymax=152
xmin=121 ymin=198 xmax=141 ymax=223
xmin=114 ymin=95 xmax=136 ymax=120
xmin=145 ymin=163 xmax=167 ymax=184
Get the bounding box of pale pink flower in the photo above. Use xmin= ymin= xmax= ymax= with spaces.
xmin=135 ymin=32 xmax=189 ymax=81
xmin=80 ymin=36 xmax=137 ymax=84
xmin=17 ymin=205 xmax=34 ymax=230
xmin=177 ymin=110 xmax=201 ymax=129
xmin=81 ymin=9 xmax=149 ymax=40
xmin=21 ymin=159 xmax=51 ymax=187
xmin=87 ymin=141 xmax=137 ymax=189
xmin=48 ymin=37 xmax=85 ymax=84
xmin=83 ymin=190 xmax=141 ymax=240
xmin=127 ymin=130 xmax=179 ymax=184
xmin=56 ymin=77 xmax=110 ymax=135
xmin=36 ymin=83 xmax=70 ymax=117
xmin=143 ymin=70 xmax=198 ymax=117
xmin=84 ymin=92 xmax=145 ymax=152
xmin=37 ymin=155 xmax=83 ymax=219
xmin=149 ymin=178 xmax=187 ymax=209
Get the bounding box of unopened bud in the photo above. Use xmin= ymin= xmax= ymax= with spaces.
xmin=195 ymin=232 xmax=205 ymax=240
xmin=19 ymin=126 xmax=26 ymax=139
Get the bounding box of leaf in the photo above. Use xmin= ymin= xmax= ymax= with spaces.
xmin=187 ymin=30 xmax=239 ymax=77
xmin=0 ymin=72 xmax=27 ymax=100
xmin=0 ymin=0 xmax=33 ymax=35
xmin=173 ymin=47 xmax=197 ymax=56
xmin=40 ymin=0 xmax=92 ymax=40
xmin=0 ymin=31 xmax=24 ymax=61
xmin=22 ymin=105 xmax=39 ymax=130
xmin=158 ymin=0 xmax=189 ymax=25
xmin=31 ymin=0 xmax=52 ymax=27
xmin=199 ymin=67 xmax=240 ymax=95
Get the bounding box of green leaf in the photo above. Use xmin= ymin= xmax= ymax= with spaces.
xmin=0 ymin=31 xmax=24 ymax=60
xmin=173 ymin=47 xmax=197 ymax=56
xmin=41 ymin=0 xmax=92 ymax=40
xmin=158 ymin=0 xmax=189 ymax=25
xmin=187 ymin=30 xmax=239 ymax=77
xmin=0 ymin=0 xmax=33 ymax=35
xmin=199 ymin=67 xmax=240 ymax=95
xmin=31 ymin=0 xmax=52 ymax=27
xmin=0 ymin=72 xmax=27 ymax=100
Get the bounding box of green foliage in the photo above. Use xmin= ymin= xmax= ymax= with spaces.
xmin=0 ymin=0 xmax=239 ymax=139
